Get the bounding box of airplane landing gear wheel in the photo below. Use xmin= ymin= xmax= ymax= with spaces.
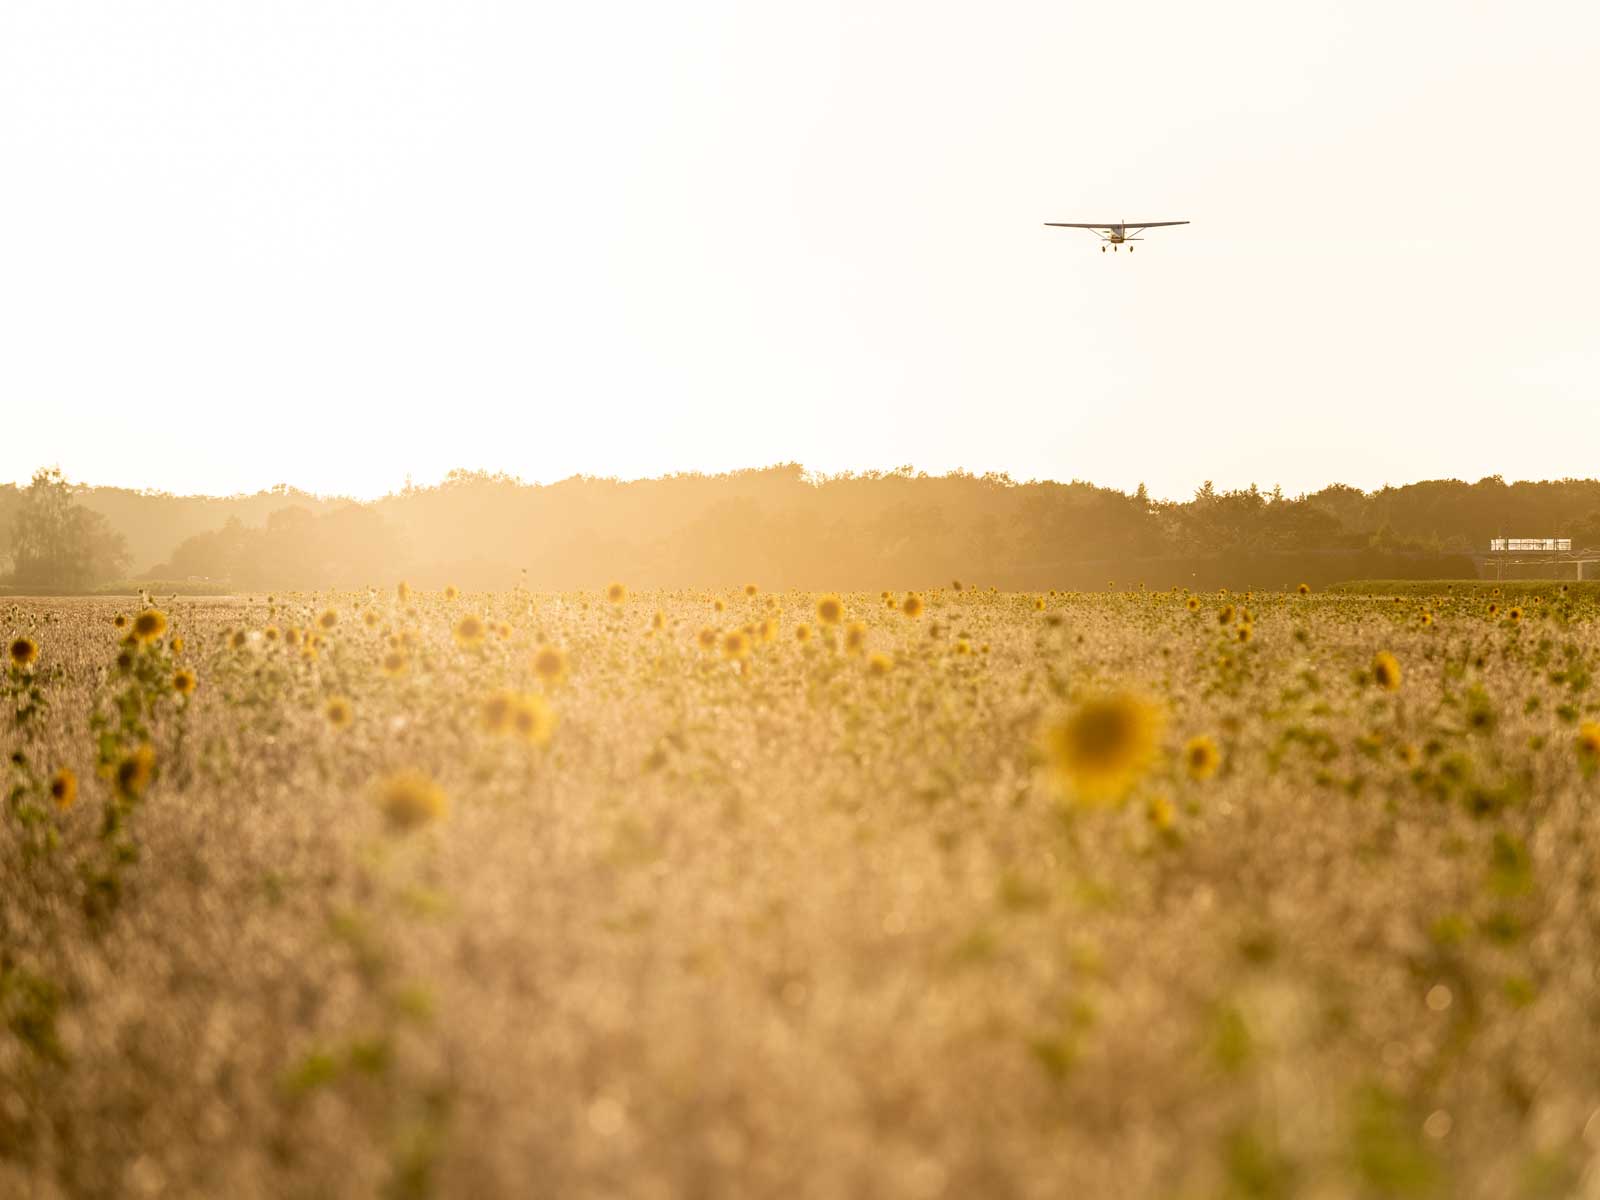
xmin=1101 ymin=245 xmax=1106 ymax=252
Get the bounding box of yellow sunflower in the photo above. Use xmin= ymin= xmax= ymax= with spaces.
xmin=115 ymin=745 xmax=156 ymax=801
xmin=1183 ymin=735 xmax=1221 ymax=781
xmin=373 ymin=770 xmax=447 ymax=832
xmin=816 ymin=594 xmax=844 ymax=627
xmin=1372 ymin=651 xmax=1402 ymax=692
xmin=324 ymin=696 xmax=353 ymax=730
xmin=131 ymin=609 xmax=167 ymax=643
xmin=605 ymin=582 xmax=628 ymax=605
xmin=453 ymin=614 xmax=487 ymax=650
xmin=173 ymin=668 xmax=198 ymax=697
xmin=510 ymin=692 xmax=557 ymax=746
xmin=479 ymin=690 xmax=516 ymax=735
xmin=844 ymin=622 xmax=868 ymax=655
xmin=531 ymin=643 xmax=569 ymax=685
xmin=902 ymin=593 xmax=924 ymax=619
xmin=49 ymin=767 xmax=77 ymax=809
xmin=1040 ymin=692 xmax=1164 ymax=805
xmin=8 ymin=636 xmax=38 ymax=669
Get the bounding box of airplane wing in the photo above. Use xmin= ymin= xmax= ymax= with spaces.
xmin=1043 ymin=223 xmax=1119 ymax=229
xmin=1123 ymin=221 xmax=1189 ymax=229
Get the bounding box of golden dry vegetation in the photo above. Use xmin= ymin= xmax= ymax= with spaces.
xmin=5 ymin=583 xmax=1600 ymax=1198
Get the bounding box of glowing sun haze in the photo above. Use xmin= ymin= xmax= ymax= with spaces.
xmin=3 ymin=1 xmax=1597 ymax=501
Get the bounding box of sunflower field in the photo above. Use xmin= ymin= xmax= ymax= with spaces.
xmin=5 ymin=582 xmax=1600 ymax=1197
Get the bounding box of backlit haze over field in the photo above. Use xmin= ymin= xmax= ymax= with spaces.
xmin=8 ymin=5 xmax=1600 ymax=1200
xmin=4 ymin=0 xmax=1599 ymax=501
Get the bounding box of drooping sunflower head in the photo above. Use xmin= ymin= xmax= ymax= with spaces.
xmin=131 ymin=609 xmax=168 ymax=643
xmin=373 ymin=770 xmax=447 ymax=832
xmin=1040 ymin=692 xmax=1165 ymax=806
xmin=443 ymin=584 xmax=459 ymax=602
xmin=1372 ymin=651 xmax=1402 ymax=692
xmin=1183 ymin=734 xmax=1221 ymax=781
xmin=843 ymin=622 xmax=868 ymax=655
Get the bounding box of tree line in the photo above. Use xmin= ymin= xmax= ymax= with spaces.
xmin=4 ymin=465 xmax=1600 ymax=592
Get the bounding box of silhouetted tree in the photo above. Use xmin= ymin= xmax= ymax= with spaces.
xmin=3 ymin=467 xmax=130 ymax=590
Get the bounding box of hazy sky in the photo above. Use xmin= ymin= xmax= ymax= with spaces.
xmin=3 ymin=1 xmax=1597 ymax=501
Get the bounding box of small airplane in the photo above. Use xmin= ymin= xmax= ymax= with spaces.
xmin=1044 ymin=219 xmax=1189 ymax=252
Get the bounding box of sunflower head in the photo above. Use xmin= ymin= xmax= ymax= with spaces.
xmin=744 ymin=583 xmax=758 ymax=597
xmin=696 ymin=626 xmax=719 ymax=653
xmin=479 ymin=690 xmax=516 ymax=735
xmin=1372 ymin=651 xmax=1402 ymax=692
xmin=816 ymin=595 xmax=844 ymax=627
xmin=380 ymin=649 xmax=409 ymax=678
xmin=115 ymin=745 xmax=157 ymax=801
xmin=49 ymin=767 xmax=77 ymax=809
xmin=1507 ymin=606 xmax=1524 ymax=623
xmin=721 ymin=629 xmax=752 ymax=661
xmin=173 ymin=668 xmax=198 ymax=697
xmin=1040 ymin=692 xmax=1164 ymax=806
xmin=443 ymin=585 xmax=459 ymax=602
xmin=373 ymin=770 xmax=447 ymax=832
xmin=1185 ymin=596 xmax=1200 ymax=613
xmin=1297 ymin=582 xmax=1310 ymax=596
xmin=8 ymin=636 xmax=38 ymax=670
xmin=510 ymin=693 xmax=557 ymax=746
xmin=867 ymin=652 xmax=893 ymax=676
xmin=324 ymin=696 xmax=354 ymax=730
xmin=113 ymin=614 xmax=128 ymax=629
xmin=1183 ymin=735 xmax=1221 ymax=781
xmin=318 ymin=608 xmax=339 ymax=631
xmin=131 ymin=609 xmax=168 ymax=643
xmin=531 ymin=643 xmax=568 ymax=685
xmin=453 ymin=614 xmax=487 ymax=650
xmin=1578 ymin=721 xmax=1600 ymax=760
xmin=901 ymin=593 xmax=924 ymax=619
xmin=605 ymin=582 xmax=628 ymax=605
xmin=795 ymin=623 xmax=812 ymax=643
xmin=843 ymin=622 xmax=868 ymax=655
